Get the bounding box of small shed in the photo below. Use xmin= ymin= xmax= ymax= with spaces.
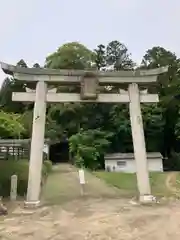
xmin=104 ymin=152 xmax=163 ymax=173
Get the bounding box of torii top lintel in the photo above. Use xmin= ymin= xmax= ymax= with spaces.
xmin=0 ymin=62 xmax=168 ymax=84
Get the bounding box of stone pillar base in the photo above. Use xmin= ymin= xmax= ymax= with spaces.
xmin=24 ymin=200 xmax=40 ymax=209
xmin=139 ymin=195 xmax=156 ymax=204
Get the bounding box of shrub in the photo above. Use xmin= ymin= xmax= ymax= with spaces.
xmin=69 ymin=129 xmax=113 ymax=169
xmin=0 ymin=160 xmax=50 ymax=198
xmin=167 ymin=152 xmax=180 ymax=171
xmin=43 ymin=160 xmax=52 ymax=174
xmin=0 ymin=160 xmax=28 ymax=197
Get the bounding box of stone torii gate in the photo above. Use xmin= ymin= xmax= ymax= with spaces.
xmin=1 ymin=62 xmax=168 ymax=207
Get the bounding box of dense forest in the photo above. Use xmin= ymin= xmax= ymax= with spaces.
xmin=1 ymin=41 xmax=180 ymax=170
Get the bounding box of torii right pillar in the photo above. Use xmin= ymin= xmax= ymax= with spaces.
xmin=128 ymin=83 xmax=151 ymax=202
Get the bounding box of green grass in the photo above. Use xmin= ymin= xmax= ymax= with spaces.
xmin=42 ymin=164 xmax=81 ymax=205
xmin=0 ymin=160 xmax=52 ymax=198
xmin=94 ymin=172 xmax=137 ymax=196
xmin=94 ymin=171 xmax=180 ymax=198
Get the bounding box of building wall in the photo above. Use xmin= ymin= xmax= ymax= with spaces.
xmin=105 ymin=158 xmax=163 ymax=173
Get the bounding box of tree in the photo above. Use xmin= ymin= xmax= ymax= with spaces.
xmin=106 ymin=40 xmax=134 ymax=70
xmin=109 ymin=104 xmax=132 ymax=152
xmin=45 ymin=42 xmax=95 ymax=69
xmin=0 ymin=111 xmax=25 ymax=138
xmin=19 ymin=111 xmax=33 ymax=138
xmin=141 ymin=46 xmax=180 ymax=158
xmin=46 ymin=102 xmax=86 ymax=138
xmin=141 ymin=47 xmax=180 ymax=96
xmin=142 ymin=104 xmax=165 ymax=151
xmin=33 ymin=63 xmax=41 ymax=68
xmin=0 ymin=77 xmax=26 ymax=113
xmin=94 ymin=44 xmax=106 ymax=70
xmin=69 ymin=129 xmax=112 ymax=169
xmin=0 ymin=60 xmax=28 ymax=113
xmin=17 ymin=59 xmax=28 ymax=68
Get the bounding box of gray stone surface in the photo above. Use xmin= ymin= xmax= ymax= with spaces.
xmin=1 ymin=61 xmax=168 ymax=76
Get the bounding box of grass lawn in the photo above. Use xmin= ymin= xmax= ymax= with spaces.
xmin=41 ymin=164 xmax=83 ymax=205
xmin=94 ymin=171 xmax=180 ymax=198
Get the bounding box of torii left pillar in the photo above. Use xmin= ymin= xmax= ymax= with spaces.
xmin=25 ymin=81 xmax=47 ymax=208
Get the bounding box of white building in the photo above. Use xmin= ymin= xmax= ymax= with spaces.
xmin=104 ymin=152 xmax=163 ymax=173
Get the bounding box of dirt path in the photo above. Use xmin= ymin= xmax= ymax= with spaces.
xmin=1 ymin=198 xmax=180 ymax=239
xmin=42 ymin=164 xmax=121 ymax=204
xmin=1 ymin=164 xmax=180 ymax=239
xmin=165 ymin=172 xmax=180 ymax=197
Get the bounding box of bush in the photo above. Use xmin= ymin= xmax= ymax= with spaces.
xmin=43 ymin=160 xmax=52 ymax=174
xmin=0 ymin=160 xmax=28 ymax=197
xmin=69 ymin=129 xmax=112 ymax=169
xmin=0 ymin=160 xmax=51 ymax=198
xmin=167 ymin=152 xmax=180 ymax=171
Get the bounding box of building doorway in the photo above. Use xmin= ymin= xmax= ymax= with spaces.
xmin=49 ymin=141 xmax=69 ymax=164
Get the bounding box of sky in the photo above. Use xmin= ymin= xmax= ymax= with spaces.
xmin=0 ymin=0 xmax=180 ymax=85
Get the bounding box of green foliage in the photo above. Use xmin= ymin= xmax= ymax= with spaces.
xmin=141 ymin=46 xmax=180 ymax=157
xmin=17 ymin=59 xmax=28 ymax=68
xmin=0 ymin=160 xmax=51 ymax=197
xmin=106 ymin=40 xmax=135 ymax=70
xmin=19 ymin=110 xmax=33 ymax=138
xmin=0 ymin=77 xmax=26 ymax=113
xmin=43 ymin=160 xmax=53 ymax=174
xmin=109 ymin=104 xmax=132 ymax=152
xmin=33 ymin=63 xmax=41 ymax=68
xmin=0 ymin=60 xmax=28 ymax=113
xmin=174 ymin=108 xmax=180 ymax=142
xmin=0 ymin=111 xmax=25 ymax=138
xmin=46 ymin=103 xmax=84 ymax=138
xmin=45 ymin=42 xmax=95 ymax=69
xmin=0 ymin=160 xmax=29 ymax=197
xmin=142 ymin=104 xmax=165 ymax=151
xmin=69 ymin=129 xmax=113 ymax=169
xmin=2 ymin=41 xmax=180 ymax=171
xmin=94 ymin=40 xmax=135 ymax=70
xmin=141 ymin=46 xmax=180 ymax=97
xmin=94 ymin=44 xmax=106 ymax=69
xmin=165 ymin=152 xmax=180 ymax=171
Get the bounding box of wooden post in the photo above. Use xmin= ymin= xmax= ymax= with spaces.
xmin=10 ymin=175 xmax=18 ymax=201
xmin=78 ymin=169 xmax=85 ymax=196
